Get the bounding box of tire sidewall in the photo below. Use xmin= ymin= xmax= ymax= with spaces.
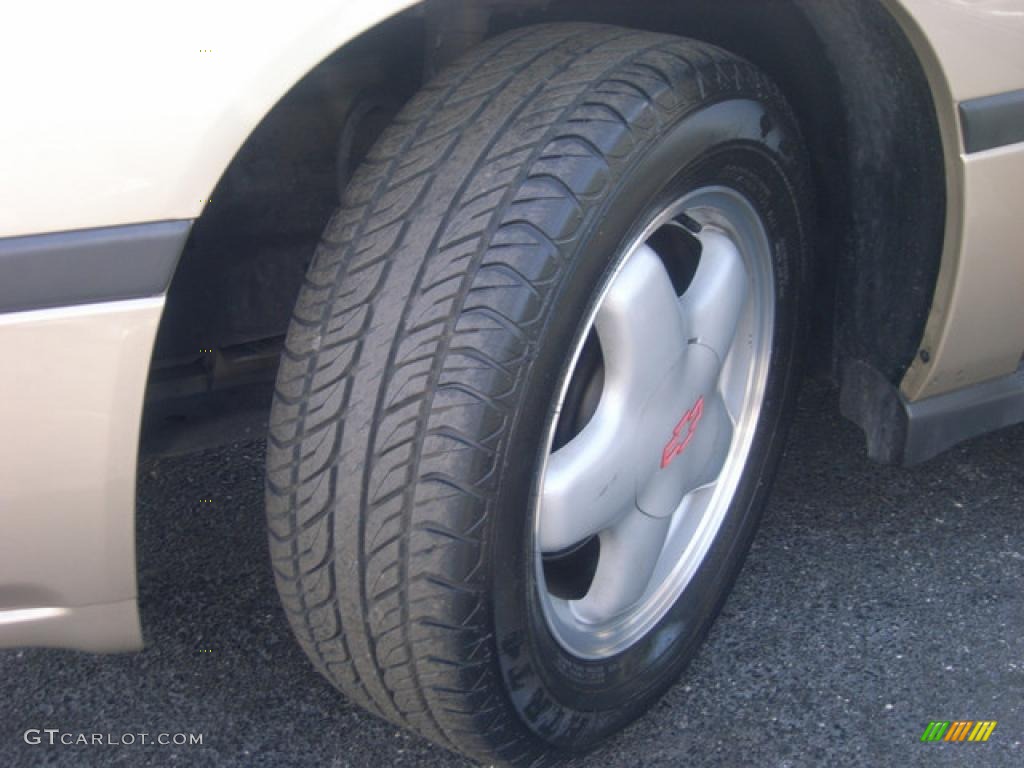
xmin=490 ymin=96 xmax=810 ymax=747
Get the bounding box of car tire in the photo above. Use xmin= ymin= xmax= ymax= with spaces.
xmin=266 ymin=22 xmax=810 ymax=765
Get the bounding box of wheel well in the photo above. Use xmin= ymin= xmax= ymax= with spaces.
xmin=142 ymin=0 xmax=945 ymax=453
xmin=523 ymin=0 xmax=946 ymax=386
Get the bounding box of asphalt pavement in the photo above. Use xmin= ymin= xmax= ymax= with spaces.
xmin=1 ymin=381 xmax=1021 ymax=767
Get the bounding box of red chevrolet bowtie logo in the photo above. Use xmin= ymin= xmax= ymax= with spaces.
xmin=661 ymin=396 xmax=705 ymax=469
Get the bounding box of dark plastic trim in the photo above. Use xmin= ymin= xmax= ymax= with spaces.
xmin=0 ymin=220 xmax=191 ymax=314
xmin=960 ymin=89 xmax=1024 ymax=154
xmin=841 ymin=360 xmax=1024 ymax=465
xmin=902 ymin=365 xmax=1024 ymax=464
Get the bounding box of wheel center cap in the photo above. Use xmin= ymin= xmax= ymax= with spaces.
xmin=634 ymin=343 xmax=727 ymax=518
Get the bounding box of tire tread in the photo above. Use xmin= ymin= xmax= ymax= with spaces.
xmin=267 ymin=23 xmax=789 ymax=763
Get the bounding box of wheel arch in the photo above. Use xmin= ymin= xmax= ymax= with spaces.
xmin=146 ymin=0 xmax=956 ymax=448
xmin=157 ymin=0 xmax=950 ymax=378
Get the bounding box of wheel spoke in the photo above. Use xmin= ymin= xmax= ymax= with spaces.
xmin=574 ymin=509 xmax=671 ymax=623
xmin=539 ymin=402 xmax=633 ymax=553
xmin=680 ymin=230 xmax=749 ymax=362
xmin=596 ymin=244 xmax=690 ymax=411
xmin=718 ymin=321 xmax=750 ymax=425
xmin=540 ymin=243 xmax=691 ymax=553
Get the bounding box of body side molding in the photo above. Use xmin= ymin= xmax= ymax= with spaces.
xmin=0 ymin=220 xmax=190 ymax=314
xmin=960 ymin=88 xmax=1024 ymax=154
